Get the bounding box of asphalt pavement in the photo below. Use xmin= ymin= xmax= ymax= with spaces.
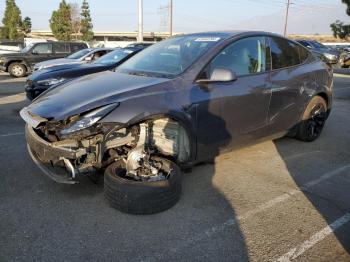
xmin=0 ymin=71 xmax=349 ymax=262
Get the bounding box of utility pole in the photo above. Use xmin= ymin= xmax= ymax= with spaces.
xmin=283 ymin=0 xmax=290 ymax=37
xmin=168 ymin=0 xmax=173 ymax=37
xmin=138 ymin=0 xmax=143 ymax=42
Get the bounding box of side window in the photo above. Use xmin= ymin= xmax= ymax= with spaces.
xmin=297 ymin=45 xmax=309 ymax=63
xmin=71 ymin=43 xmax=86 ymax=53
xmin=208 ymin=36 xmax=268 ymax=77
xmin=32 ymin=44 xmax=52 ymax=54
xmin=92 ymin=51 xmax=106 ymax=60
xmin=269 ymin=37 xmax=300 ymax=69
xmin=54 ymin=43 xmax=70 ymax=54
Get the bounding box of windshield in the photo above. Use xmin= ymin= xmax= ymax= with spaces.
xmin=21 ymin=43 xmax=34 ymax=53
xmin=118 ymin=35 xmax=223 ymax=77
xmin=311 ymin=41 xmax=327 ymax=49
xmin=93 ymin=49 xmax=133 ymax=65
xmin=67 ymin=49 xmax=91 ymax=59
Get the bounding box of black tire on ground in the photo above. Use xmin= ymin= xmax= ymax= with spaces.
xmin=104 ymin=156 xmax=182 ymax=215
xmin=8 ymin=62 xmax=26 ymax=78
xmin=295 ymin=96 xmax=327 ymax=142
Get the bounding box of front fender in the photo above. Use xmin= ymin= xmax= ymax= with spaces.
xmin=100 ymin=98 xmax=198 ymax=162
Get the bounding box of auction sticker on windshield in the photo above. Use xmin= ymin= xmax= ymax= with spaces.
xmin=195 ymin=37 xmax=221 ymax=42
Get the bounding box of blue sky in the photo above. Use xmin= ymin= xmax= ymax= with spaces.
xmin=0 ymin=0 xmax=346 ymax=34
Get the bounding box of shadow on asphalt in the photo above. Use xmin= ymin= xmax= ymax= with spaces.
xmin=274 ymin=89 xmax=350 ymax=256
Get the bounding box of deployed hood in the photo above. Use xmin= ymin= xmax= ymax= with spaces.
xmin=35 ymin=58 xmax=78 ymax=69
xmin=26 ymin=71 xmax=169 ymax=120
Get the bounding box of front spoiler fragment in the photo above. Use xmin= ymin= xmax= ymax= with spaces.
xmin=25 ymin=124 xmax=86 ymax=184
xmin=27 ymin=144 xmax=77 ymax=184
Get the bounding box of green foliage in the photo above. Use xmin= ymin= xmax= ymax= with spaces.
xmin=49 ymin=0 xmax=94 ymax=42
xmin=330 ymin=20 xmax=350 ymax=39
xmin=1 ymin=0 xmax=23 ymax=39
xmin=80 ymin=0 xmax=94 ymax=41
xmin=50 ymin=0 xmax=73 ymax=41
xmin=331 ymin=1 xmax=350 ymax=39
xmin=21 ymin=16 xmax=32 ymax=35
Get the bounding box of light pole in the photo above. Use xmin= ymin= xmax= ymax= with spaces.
xmin=138 ymin=0 xmax=143 ymax=42
xmin=283 ymin=0 xmax=290 ymax=37
xmin=168 ymin=0 xmax=173 ymax=37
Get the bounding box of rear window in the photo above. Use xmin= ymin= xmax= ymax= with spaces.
xmin=269 ymin=37 xmax=301 ymax=69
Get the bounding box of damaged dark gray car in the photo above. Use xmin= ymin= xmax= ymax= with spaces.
xmin=20 ymin=31 xmax=333 ymax=214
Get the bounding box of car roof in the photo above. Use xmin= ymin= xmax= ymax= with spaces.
xmin=178 ymin=30 xmax=286 ymax=40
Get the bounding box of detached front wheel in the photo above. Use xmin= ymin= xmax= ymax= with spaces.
xmin=104 ymin=156 xmax=182 ymax=215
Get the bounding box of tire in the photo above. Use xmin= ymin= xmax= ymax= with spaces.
xmin=8 ymin=63 xmax=26 ymax=78
xmin=295 ymin=96 xmax=327 ymax=142
xmin=104 ymin=156 xmax=182 ymax=215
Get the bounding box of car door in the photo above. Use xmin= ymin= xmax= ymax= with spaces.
xmin=29 ymin=43 xmax=54 ymax=66
xmin=195 ymin=36 xmax=272 ymax=160
xmin=267 ymin=36 xmax=314 ymax=133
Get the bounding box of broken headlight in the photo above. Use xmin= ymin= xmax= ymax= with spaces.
xmin=60 ymin=103 xmax=119 ymax=135
xmin=37 ymin=77 xmax=66 ymax=86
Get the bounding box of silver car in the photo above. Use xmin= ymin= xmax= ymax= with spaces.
xmin=33 ymin=48 xmax=113 ymax=71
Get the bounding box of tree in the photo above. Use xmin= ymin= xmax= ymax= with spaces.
xmin=331 ymin=1 xmax=350 ymax=39
xmin=80 ymin=0 xmax=94 ymax=41
xmin=49 ymin=0 xmax=72 ymax=41
xmin=1 ymin=0 xmax=23 ymax=39
xmin=70 ymin=3 xmax=82 ymax=40
xmin=21 ymin=16 xmax=32 ymax=35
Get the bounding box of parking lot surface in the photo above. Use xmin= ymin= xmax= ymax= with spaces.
xmin=0 ymin=72 xmax=349 ymax=262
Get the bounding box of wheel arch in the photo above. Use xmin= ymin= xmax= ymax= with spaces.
xmin=7 ymin=60 xmax=28 ymax=72
xmin=126 ymin=112 xmax=197 ymax=164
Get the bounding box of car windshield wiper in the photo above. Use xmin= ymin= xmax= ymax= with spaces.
xmin=128 ymin=71 xmax=173 ymax=79
xmin=128 ymin=71 xmax=152 ymax=77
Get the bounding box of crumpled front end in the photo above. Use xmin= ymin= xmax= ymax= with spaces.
xmin=21 ymin=107 xmax=190 ymax=184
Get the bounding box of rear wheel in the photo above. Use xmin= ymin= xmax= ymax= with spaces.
xmin=8 ymin=63 xmax=26 ymax=78
xmin=104 ymin=156 xmax=182 ymax=215
xmin=295 ymin=96 xmax=327 ymax=142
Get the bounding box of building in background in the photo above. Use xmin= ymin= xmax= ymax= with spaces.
xmin=29 ymin=30 xmax=176 ymax=47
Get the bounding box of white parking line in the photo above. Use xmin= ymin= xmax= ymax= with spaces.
xmin=0 ymin=132 xmax=24 ymax=138
xmin=144 ymin=165 xmax=350 ymax=261
xmin=0 ymin=92 xmax=26 ymax=105
xmin=276 ymin=213 xmax=350 ymax=262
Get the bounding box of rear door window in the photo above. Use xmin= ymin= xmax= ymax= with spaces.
xmin=268 ymin=37 xmax=301 ymax=69
xmin=71 ymin=43 xmax=86 ymax=53
xmin=54 ymin=43 xmax=70 ymax=54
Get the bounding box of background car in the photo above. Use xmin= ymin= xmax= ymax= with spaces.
xmin=296 ymin=39 xmax=342 ymax=66
xmin=0 ymin=41 xmax=88 ymax=77
xmin=21 ymin=31 xmax=332 ymax=214
xmin=25 ymin=47 xmax=145 ymax=100
xmin=33 ymin=48 xmax=113 ymax=71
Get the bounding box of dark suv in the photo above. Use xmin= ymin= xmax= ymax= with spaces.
xmin=0 ymin=41 xmax=88 ymax=77
xmin=20 ymin=31 xmax=333 ymax=214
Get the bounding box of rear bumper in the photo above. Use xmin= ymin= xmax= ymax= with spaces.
xmin=25 ymin=125 xmax=86 ymax=183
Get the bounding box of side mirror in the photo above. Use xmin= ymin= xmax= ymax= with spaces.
xmin=84 ymin=56 xmax=92 ymax=62
xmin=32 ymin=50 xmax=39 ymax=55
xmin=196 ymin=67 xmax=237 ymax=84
